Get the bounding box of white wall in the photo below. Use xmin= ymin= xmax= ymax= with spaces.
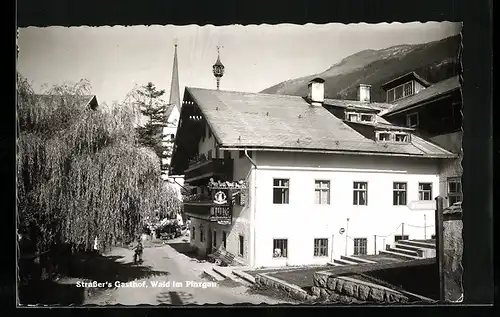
xmin=253 ymin=152 xmax=441 ymax=268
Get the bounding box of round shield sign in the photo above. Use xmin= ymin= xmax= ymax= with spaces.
xmin=339 ymin=228 xmax=345 ymax=235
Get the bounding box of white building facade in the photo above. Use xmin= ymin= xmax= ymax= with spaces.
xmin=171 ymin=79 xmax=456 ymax=269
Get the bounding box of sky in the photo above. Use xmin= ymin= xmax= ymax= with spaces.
xmin=18 ymin=22 xmax=461 ymax=106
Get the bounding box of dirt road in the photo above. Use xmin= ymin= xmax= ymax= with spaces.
xmin=85 ymin=242 xmax=289 ymax=305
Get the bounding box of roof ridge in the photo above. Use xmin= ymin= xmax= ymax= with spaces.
xmin=186 ymin=86 xmax=306 ymax=99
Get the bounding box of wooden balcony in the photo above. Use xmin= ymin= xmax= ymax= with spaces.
xmin=184 ymin=158 xmax=233 ymax=185
xmin=184 ymin=201 xmax=233 ymax=225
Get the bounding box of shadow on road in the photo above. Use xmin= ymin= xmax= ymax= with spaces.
xmin=168 ymin=242 xmax=208 ymax=263
xmin=18 ymin=250 xmax=170 ymax=306
xmin=156 ymin=291 xmax=197 ymax=305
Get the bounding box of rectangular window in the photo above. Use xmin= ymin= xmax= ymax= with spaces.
xmin=393 ymin=182 xmax=407 ymax=206
xmin=378 ymin=132 xmax=392 ymax=141
xmin=222 ymin=231 xmax=227 ymax=249
xmin=207 ymin=149 xmax=212 ymax=160
xmin=447 ymin=177 xmax=462 ymax=205
xmin=238 ymin=235 xmax=244 ymax=257
xmin=387 ymin=89 xmax=395 ymax=103
xmin=407 ymin=112 xmax=419 ymax=128
xmin=192 ymin=226 xmax=195 ymax=240
xmin=395 ymin=134 xmax=409 ymax=142
xmin=394 ymin=235 xmax=409 ymax=242
xmin=273 ymin=179 xmax=290 ymax=204
xmin=200 ymin=226 xmax=205 ymax=243
xmin=360 ymin=114 xmax=373 ymax=122
xmin=314 ymin=180 xmax=330 ymax=205
xmin=212 ymin=230 xmax=217 ymax=249
xmin=353 ymin=182 xmax=368 ymax=205
xmin=419 ymin=183 xmax=433 ymax=201
xmin=347 ymin=113 xmax=359 ymax=122
xmin=395 ymin=85 xmax=404 ymax=100
xmin=404 ymin=82 xmax=413 ymax=97
xmin=224 ymin=151 xmax=231 ymax=159
xmin=314 ymin=238 xmax=329 ymax=257
xmin=353 ymin=238 xmax=368 ymax=256
xmin=273 ymin=239 xmax=288 ymax=258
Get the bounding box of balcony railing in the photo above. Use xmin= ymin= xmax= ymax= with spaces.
xmin=184 ymin=158 xmax=233 ymax=185
xmin=184 ymin=201 xmax=233 ymax=225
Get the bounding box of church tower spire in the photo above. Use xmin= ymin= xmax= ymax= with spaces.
xmin=169 ymin=41 xmax=181 ymax=111
xmin=212 ymin=46 xmax=225 ymax=90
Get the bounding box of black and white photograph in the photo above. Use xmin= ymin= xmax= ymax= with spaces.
xmin=16 ymin=19 xmax=471 ymax=306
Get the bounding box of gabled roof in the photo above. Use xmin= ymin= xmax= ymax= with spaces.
xmin=34 ymin=94 xmax=98 ymax=110
xmin=324 ymin=98 xmax=393 ymax=111
xmin=381 ymin=76 xmax=461 ymax=116
xmin=181 ymin=87 xmax=455 ymax=158
xmin=381 ymin=71 xmax=432 ymax=91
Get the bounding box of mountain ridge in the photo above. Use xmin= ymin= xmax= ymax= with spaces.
xmin=261 ymin=35 xmax=461 ymax=103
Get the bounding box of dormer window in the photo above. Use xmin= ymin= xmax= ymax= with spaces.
xmin=347 ymin=113 xmax=359 ymax=122
xmin=360 ymin=114 xmax=374 ymax=122
xmin=378 ymin=132 xmax=392 ymax=141
xmin=394 ymin=133 xmax=409 ymax=142
xmin=376 ymin=130 xmax=410 ymax=143
xmin=386 ymin=81 xmax=415 ymax=103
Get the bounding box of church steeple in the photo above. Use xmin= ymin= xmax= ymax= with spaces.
xmin=169 ymin=41 xmax=181 ymax=111
xmin=212 ymin=46 xmax=225 ymax=90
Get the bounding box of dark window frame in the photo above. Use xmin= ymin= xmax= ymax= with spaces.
xmin=313 ymin=238 xmax=329 ymax=257
xmin=353 ymin=238 xmax=368 ymax=256
xmin=238 ymin=235 xmax=244 ymax=257
xmin=418 ymin=182 xmax=433 ymax=201
xmin=200 ymin=226 xmax=205 ymax=243
xmin=447 ymin=177 xmax=462 ymax=205
xmin=273 ymin=178 xmax=290 ymax=204
xmin=393 ymin=182 xmax=407 ymax=206
xmin=212 ymin=230 xmax=217 ymax=249
xmin=378 ymin=132 xmax=392 ymax=141
xmin=273 ymin=238 xmax=288 ymax=258
xmin=353 ymin=181 xmax=368 ymax=206
xmin=314 ymin=180 xmax=331 ymax=205
xmin=222 ymin=231 xmax=227 ymax=249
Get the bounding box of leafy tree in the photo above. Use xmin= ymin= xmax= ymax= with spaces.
xmin=16 ymin=74 xmax=181 ymax=257
xmin=131 ymin=82 xmax=173 ymax=167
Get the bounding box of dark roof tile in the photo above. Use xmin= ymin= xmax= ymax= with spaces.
xmin=185 ymin=87 xmax=455 ymax=158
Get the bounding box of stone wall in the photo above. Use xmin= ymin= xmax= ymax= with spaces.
xmin=311 ymin=272 xmax=409 ymax=304
xmin=254 ymin=273 xmax=316 ymax=302
xmin=363 ymin=262 xmax=439 ymax=300
xmin=442 ymin=209 xmax=463 ymax=301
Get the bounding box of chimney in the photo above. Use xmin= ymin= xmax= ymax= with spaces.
xmin=308 ymin=77 xmax=325 ymax=106
xmin=358 ymin=84 xmax=371 ymax=103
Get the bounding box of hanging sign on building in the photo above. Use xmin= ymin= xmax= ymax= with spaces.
xmin=213 ymin=190 xmax=228 ymax=205
xmin=208 ymin=182 xmax=232 ymax=225
xmin=209 ymin=205 xmax=232 ymax=225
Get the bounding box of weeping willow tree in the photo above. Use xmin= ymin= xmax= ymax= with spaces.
xmin=17 ymin=73 xmax=181 ymax=254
